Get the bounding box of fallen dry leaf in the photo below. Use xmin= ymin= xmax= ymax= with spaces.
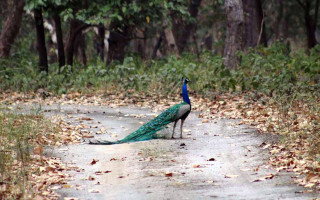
xmin=206 ymin=180 xmax=215 ymax=183
xmin=64 ymin=197 xmax=79 ymax=200
xmin=165 ymin=172 xmax=173 ymax=177
xmin=305 ymin=173 xmax=318 ymax=182
xmin=81 ymin=117 xmax=93 ymax=121
xmin=33 ymin=145 xmax=44 ymax=155
xmin=95 ymin=171 xmax=103 ymax=175
xmin=252 ymin=174 xmax=274 ymax=182
xmin=82 ymin=134 xmax=94 ymax=138
xmin=62 ymin=184 xmax=72 ymax=189
xmin=88 ymin=189 xmax=100 ymax=193
xmin=224 ymin=174 xmax=239 ymax=178
xmin=90 ymin=159 xmax=99 ymax=165
xmin=304 ymin=183 xmax=316 ymax=188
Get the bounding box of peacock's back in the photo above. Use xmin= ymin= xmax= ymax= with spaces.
xmin=119 ymin=102 xmax=188 ymax=143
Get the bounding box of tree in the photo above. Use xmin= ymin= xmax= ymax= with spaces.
xmin=97 ymin=24 xmax=105 ymax=61
xmin=242 ymin=0 xmax=267 ymax=49
xmin=25 ymin=0 xmax=72 ymax=70
xmin=0 ymin=0 xmax=25 ymax=58
xmin=105 ymin=1 xmax=168 ymax=64
xmin=172 ymin=0 xmax=202 ymax=54
xmin=163 ymin=19 xmax=179 ymax=56
xmin=65 ymin=19 xmax=89 ymax=66
xmin=296 ymin=0 xmax=319 ymax=49
xmin=34 ymin=7 xmax=49 ymax=72
xmin=53 ymin=13 xmax=65 ymax=70
xmin=104 ymin=1 xmax=189 ymax=63
xmin=223 ymin=0 xmax=245 ymax=69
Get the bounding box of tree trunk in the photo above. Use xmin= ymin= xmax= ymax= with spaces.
xmin=223 ymin=0 xmax=245 ymax=69
xmin=304 ymin=0 xmax=318 ymax=49
xmin=274 ymin=0 xmax=283 ymax=40
xmin=256 ymin=0 xmax=267 ymax=46
xmin=97 ymin=25 xmax=105 ymax=61
xmin=134 ymin=28 xmax=147 ymax=59
xmin=296 ymin=0 xmax=319 ymax=49
xmin=65 ymin=19 xmax=89 ymax=66
xmin=107 ymin=23 xmax=132 ymax=65
xmin=173 ymin=0 xmax=202 ymax=53
xmin=212 ymin=20 xmax=224 ymax=55
xmin=65 ymin=19 xmax=79 ymax=66
xmin=107 ymin=31 xmax=128 ymax=64
xmin=79 ymin=34 xmax=87 ymax=65
xmin=34 ymin=8 xmax=48 ymax=72
xmin=152 ymin=32 xmax=165 ymax=59
xmin=163 ymin=19 xmax=179 ymax=56
xmin=0 ymin=0 xmax=25 ymax=58
xmin=242 ymin=0 xmax=266 ymax=49
xmin=204 ymin=32 xmax=213 ymax=51
xmin=53 ymin=13 xmax=65 ymax=71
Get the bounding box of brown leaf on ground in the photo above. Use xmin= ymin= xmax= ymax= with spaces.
xmin=90 ymin=159 xmax=99 ymax=165
xmin=95 ymin=171 xmax=103 ymax=175
xmin=88 ymin=189 xmax=100 ymax=193
xmin=81 ymin=117 xmax=93 ymax=121
xmin=224 ymin=174 xmax=239 ymax=178
xmin=33 ymin=145 xmax=44 ymax=155
xmin=165 ymin=172 xmax=173 ymax=177
xmin=202 ymin=119 xmax=209 ymax=123
xmin=64 ymin=197 xmax=79 ymax=200
xmin=252 ymin=174 xmax=274 ymax=182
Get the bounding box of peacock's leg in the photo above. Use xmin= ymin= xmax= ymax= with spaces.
xmin=180 ymin=119 xmax=185 ymax=138
xmin=172 ymin=120 xmax=178 ymax=138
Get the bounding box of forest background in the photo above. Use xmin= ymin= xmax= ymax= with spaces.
xmin=0 ymin=0 xmax=320 ymax=198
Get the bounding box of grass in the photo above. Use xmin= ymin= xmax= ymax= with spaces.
xmin=0 ymin=108 xmax=59 ymax=199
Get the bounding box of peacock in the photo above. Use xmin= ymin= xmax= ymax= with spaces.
xmin=89 ymin=78 xmax=191 ymax=145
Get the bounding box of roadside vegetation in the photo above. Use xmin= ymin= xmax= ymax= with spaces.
xmin=0 ymin=109 xmax=54 ymax=198
xmin=0 ymin=107 xmax=83 ymax=199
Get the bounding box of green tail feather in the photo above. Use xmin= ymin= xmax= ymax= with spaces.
xmin=89 ymin=103 xmax=187 ymax=145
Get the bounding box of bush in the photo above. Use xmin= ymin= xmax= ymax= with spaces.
xmin=0 ymin=43 xmax=319 ymax=98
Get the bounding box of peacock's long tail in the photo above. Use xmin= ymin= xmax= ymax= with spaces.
xmin=89 ymin=103 xmax=186 ymax=145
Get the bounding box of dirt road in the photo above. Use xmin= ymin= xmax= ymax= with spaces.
xmin=43 ymin=105 xmax=317 ymax=200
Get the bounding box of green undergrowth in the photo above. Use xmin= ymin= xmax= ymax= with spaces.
xmin=0 ymin=43 xmax=319 ymax=98
xmin=0 ymin=108 xmax=59 ymax=199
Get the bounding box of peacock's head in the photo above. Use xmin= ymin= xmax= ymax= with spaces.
xmin=182 ymin=77 xmax=190 ymax=84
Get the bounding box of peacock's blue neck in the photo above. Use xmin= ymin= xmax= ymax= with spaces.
xmin=182 ymin=82 xmax=191 ymax=105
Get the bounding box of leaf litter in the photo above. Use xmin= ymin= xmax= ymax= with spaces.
xmin=1 ymin=90 xmax=320 ymax=194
